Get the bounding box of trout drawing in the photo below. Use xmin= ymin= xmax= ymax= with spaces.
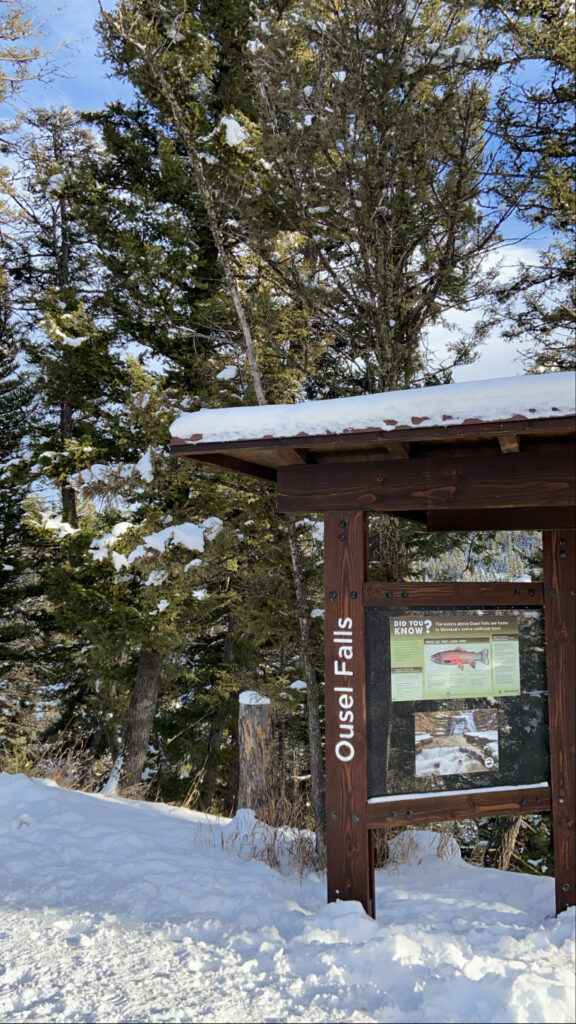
xmin=430 ymin=646 xmax=489 ymax=671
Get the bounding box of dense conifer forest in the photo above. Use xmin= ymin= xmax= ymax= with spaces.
xmin=0 ymin=0 xmax=573 ymax=874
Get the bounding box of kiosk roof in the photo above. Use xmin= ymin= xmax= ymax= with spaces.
xmin=171 ymin=371 xmax=575 ymax=492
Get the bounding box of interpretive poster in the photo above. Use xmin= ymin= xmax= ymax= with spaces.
xmin=365 ymin=605 xmax=549 ymax=799
xmin=389 ymin=612 xmax=521 ymax=702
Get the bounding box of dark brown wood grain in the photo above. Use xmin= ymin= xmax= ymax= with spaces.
xmin=366 ymin=786 xmax=551 ymax=828
xmin=324 ymin=511 xmax=375 ymax=917
xmin=277 ymin=448 xmax=576 ymax=513
xmin=425 ymin=508 xmax=576 ymax=531
xmin=543 ymin=530 xmax=576 ymax=914
xmin=364 ymin=581 xmax=544 ymax=607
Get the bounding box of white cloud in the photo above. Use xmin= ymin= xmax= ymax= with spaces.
xmin=426 ymin=244 xmax=541 ymax=382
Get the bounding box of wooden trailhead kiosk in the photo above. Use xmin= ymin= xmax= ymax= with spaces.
xmin=171 ymin=371 xmax=576 ymax=918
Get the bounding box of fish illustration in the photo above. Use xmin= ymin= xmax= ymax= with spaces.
xmin=430 ymin=646 xmax=489 ymax=671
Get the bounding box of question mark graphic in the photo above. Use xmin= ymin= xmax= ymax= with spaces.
xmin=424 ymin=619 xmax=432 ymax=634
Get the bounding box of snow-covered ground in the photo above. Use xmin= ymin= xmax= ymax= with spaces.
xmin=0 ymin=773 xmax=573 ymax=1023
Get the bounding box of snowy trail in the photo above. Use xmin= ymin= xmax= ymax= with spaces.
xmin=0 ymin=774 xmax=573 ymax=1023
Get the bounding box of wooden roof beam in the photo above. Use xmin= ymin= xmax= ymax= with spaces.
xmin=426 ymin=508 xmax=576 ymax=532
xmin=184 ymin=452 xmax=277 ymax=482
xmin=276 ymin=447 xmax=576 ymax=513
xmin=498 ymin=433 xmax=521 ymax=454
xmin=277 ymin=448 xmax=310 ymax=465
xmin=383 ymin=441 xmax=410 ymax=459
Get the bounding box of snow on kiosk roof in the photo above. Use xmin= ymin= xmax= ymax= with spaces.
xmin=171 ymin=371 xmax=576 ymax=532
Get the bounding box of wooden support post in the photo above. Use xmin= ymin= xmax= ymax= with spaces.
xmin=543 ymin=530 xmax=576 ymax=915
xmin=324 ymin=511 xmax=374 ymax=917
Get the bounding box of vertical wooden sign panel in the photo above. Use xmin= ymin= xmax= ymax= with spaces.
xmin=543 ymin=530 xmax=576 ymax=915
xmin=324 ymin=511 xmax=374 ymax=917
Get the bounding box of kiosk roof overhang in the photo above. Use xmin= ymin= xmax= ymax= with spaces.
xmin=171 ymin=371 xmax=576 ymax=531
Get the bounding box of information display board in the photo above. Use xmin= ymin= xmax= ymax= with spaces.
xmin=366 ymin=606 xmax=549 ymax=799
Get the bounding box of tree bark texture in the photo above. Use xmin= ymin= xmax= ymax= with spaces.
xmin=119 ymin=647 xmax=163 ymax=794
xmin=237 ymin=699 xmax=274 ymax=816
xmin=483 ymin=815 xmax=523 ymax=871
xmin=287 ymin=516 xmax=326 ymax=859
xmin=199 ymin=717 xmax=226 ymax=812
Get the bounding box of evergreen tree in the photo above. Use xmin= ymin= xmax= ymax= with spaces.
xmin=89 ymin=0 xmax=521 ymax=843
xmin=74 ymin=1 xmax=327 ymax=842
xmin=480 ymin=0 xmax=575 ymax=369
xmin=0 ymin=4 xmax=80 ymax=774
xmin=1 ymin=109 xmax=127 ymax=527
xmin=0 ymin=275 xmax=39 ymax=769
xmin=0 ymin=109 xmax=132 ymax=779
xmin=238 ymin=0 xmax=503 ymax=394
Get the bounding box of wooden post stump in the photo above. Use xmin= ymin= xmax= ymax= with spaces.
xmin=237 ymin=691 xmax=274 ymax=817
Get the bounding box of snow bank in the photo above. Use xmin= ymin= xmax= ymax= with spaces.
xmin=171 ymin=371 xmax=575 ymax=444
xmin=0 ymin=772 xmax=573 ymax=1024
xmin=387 ymin=828 xmax=462 ymax=865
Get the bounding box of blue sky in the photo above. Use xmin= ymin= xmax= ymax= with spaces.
xmin=10 ymin=1 xmax=545 ymax=382
xmin=9 ymin=1 xmax=133 ymax=113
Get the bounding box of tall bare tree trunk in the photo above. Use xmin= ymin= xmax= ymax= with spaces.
xmin=60 ymin=401 xmax=78 ymax=529
xmin=287 ymin=516 xmax=326 ymax=859
xmin=201 ymin=614 xmax=240 ymax=811
xmin=200 ymin=716 xmax=226 ymax=812
xmin=118 ymin=647 xmax=163 ymax=794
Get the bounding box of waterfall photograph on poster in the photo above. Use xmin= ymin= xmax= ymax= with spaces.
xmin=414 ymin=709 xmax=500 ymax=777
